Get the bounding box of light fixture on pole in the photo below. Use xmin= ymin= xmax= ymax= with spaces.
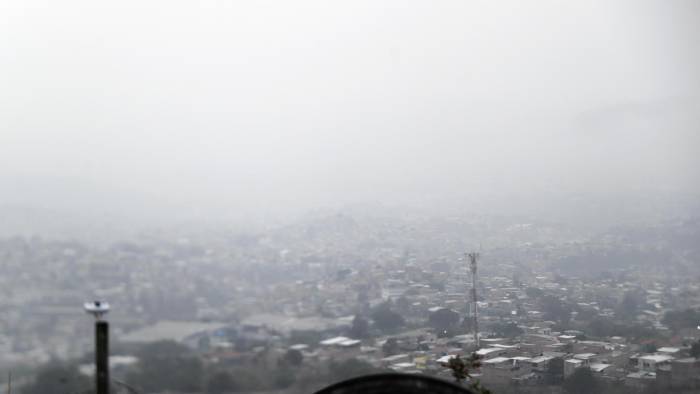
xmin=84 ymin=301 xmax=110 ymax=394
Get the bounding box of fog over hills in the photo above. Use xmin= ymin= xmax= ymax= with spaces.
xmin=2 ymin=3 xmax=700 ymax=392
xmin=1 ymin=0 xmax=698 ymax=239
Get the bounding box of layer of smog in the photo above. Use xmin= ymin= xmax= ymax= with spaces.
xmin=1 ymin=1 xmax=699 ymax=393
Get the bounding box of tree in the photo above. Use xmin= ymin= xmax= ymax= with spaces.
xmin=662 ymin=308 xmax=700 ymax=332
xmin=575 ymin=306 xmax=598 ymax=322
xmin=225 ymin=367 xmax=263 ymax=391
xmin=382 ymin=338 xmax=400 ymax=356
xmin=462 ymin=317 xmax=475 ymax=332
xmin=349 ymin=315 xmax=370 ymax=339
xmin=541 ymin=295 xmax=572 ymax=326
xmin=511 ymin=273 xmax=523 ymax=288
xmin=273 ymin=367 xmax=296 ymax=389
xmin=395 ymin=296 xmax=411 ymax=314
xmin=554 ymin=274 xmax=569 ymax=285
xmin=328 ymin=358 xmax=383 ymax=383
xmin=429 ymin=280 xmax=446 ymax=292
xmin=690 ymin=341 xmax=700 ymax=358
xmin=642 ymin=342 xmax=657 ymax=354
xmin=289 ymin=330 xmax=322 ymax=346
xmin=136 ymin=339 xmax=192 ymax=359
xmin=587 ymin=317 xmax=617 ymax=338
xmin=616 ymin=290 xmax=647 ymax=320
xmin=445 ymin=354 xmax=491 ymax=394
xmin=563 ymin=367 xmax=598 ymax=394
xmin=205 ymin=371 xmax=236 ymax=394
xmin=428 ymin=308 xmax=461 ymax=337
xmin=23 ymin=362 xmax=93 ymax=394
xmin=544 ymin=358 xmax=564 ymax=384
xmin=491 ymin=322 xmax=524 ymax=339
xmin=447 ymin=355 xmax=471 ymax=383
xmin=198 ymin=335 xmax=211 ymax=351
xmin=526 ymin=287 xmax=544 ymax=299
xmin=371 ymin=303 xmax=405 ymax=333
xmin=283 ymin=349 xmax=304 ymax=367
xmin=336 ymin=268 xmax=352 ymax=281
xmin=126 ymin=340 xmax=203 ymax=393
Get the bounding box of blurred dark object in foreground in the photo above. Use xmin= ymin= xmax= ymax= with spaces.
xmin=314 ymin=373 xmax=474 ymax=394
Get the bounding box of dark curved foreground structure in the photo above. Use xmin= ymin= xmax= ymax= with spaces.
xmin=314 ymin=373 xmax=475 ymax=394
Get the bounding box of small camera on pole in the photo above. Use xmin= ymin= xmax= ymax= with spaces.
xmin=84 ymin=300 xmax=110 ymax=320
xmin=84 ymin=300 xmax=110 ymax=394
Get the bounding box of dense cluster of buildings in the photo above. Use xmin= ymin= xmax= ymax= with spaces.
xmin=0 ymin=213 xmax=698 ymax=392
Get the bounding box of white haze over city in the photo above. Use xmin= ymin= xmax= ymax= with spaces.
xmin=1 ymin=0 xmax=699 ymax=234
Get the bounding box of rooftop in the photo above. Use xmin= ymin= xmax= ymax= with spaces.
xmin=120 ymin=321 xmax=228 ymax=343
xmin=476 ymin=348 xmax=504 ymax=356
xmin=589 ymin=363 xmax=612 ymax=372
xmin=638 ymin=354 xmax=674 ymax=363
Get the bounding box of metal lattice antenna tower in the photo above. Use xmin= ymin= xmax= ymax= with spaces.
xmin=467 ymin=252 xmax=480 ymax=348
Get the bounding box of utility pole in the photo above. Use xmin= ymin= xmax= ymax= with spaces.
xmin=85 ymin=301 xmax=110 ymax=394
xmin=467 ymin=252 xmax=480 ymax=348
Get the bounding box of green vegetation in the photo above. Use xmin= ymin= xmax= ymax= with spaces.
xmin=544 ymin=357 xmax=564 ymax=385
xmin=662 ymin=308 xmax=700 ymax=332
xmin=615 ymin=289 xmax=649 ymax=321
xmin=22 ymin=340 xmax=389 ymax=394
xmin=584 ymin=317 xmax=659 ymax=341
xmin=382 ymin=337 xmax=400 ymax=356
xmin=125 ymin=341 xmax=203 ymax=393
xmin=525 ymin=286 xmax=544 ymax=299
xmin=283 ymin=348 xmax=304 ymax=366
xmin=541 ymin=295 xmax=573 ymax=326
xmin=21 ymin=362 xmax=93 ymax=394
xmin=490 ymin=322 xmax=524 ymax=339
xmin=690 ymin=341 xmax=700 ymax=358
xmin=445 ymin=354 xmax=491 ymax=394
xmin=428 ymin=308 xmax=461 ymax=337
xmin=349 ymin=315 xmax=370 ymax=338
xmin=289 ymin=329 xmax=323 ymax=346
xmin=563 ymin=367 xmax=598 ymax=394
xmin=204 ymin=370 xmax=236 ymax=394
xmin=371 ymin=302 xmax=405 ymax=333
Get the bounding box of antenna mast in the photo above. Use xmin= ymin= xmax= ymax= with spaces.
xmin=467 ymin=252 xmax=480 ymax=348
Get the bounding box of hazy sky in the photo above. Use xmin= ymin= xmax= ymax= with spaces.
xmin=1 ymin=0 xmax=698 ymax=224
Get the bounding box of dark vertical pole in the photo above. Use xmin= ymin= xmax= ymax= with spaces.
xmin=468 ymin=252 xmax=479 ymax=349
xmin=96 ymin=321 xmax=110 ymax=394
